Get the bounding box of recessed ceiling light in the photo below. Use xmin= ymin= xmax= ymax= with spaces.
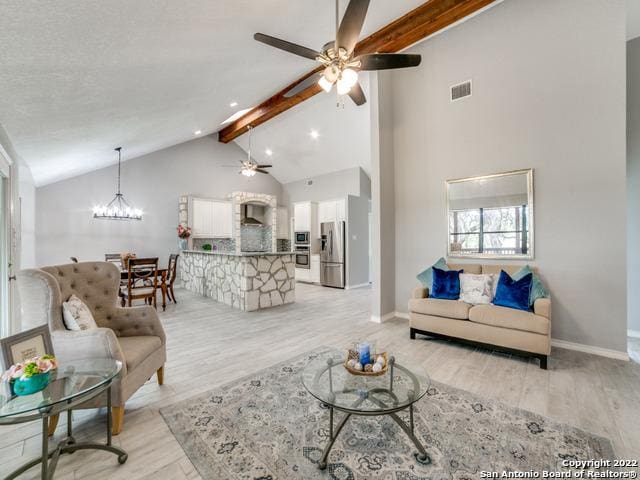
xmin=194 ymin=130 xmax=202 ymax=135
xmin=230 ymin=101 xmax=238 ymax=107
xmin=310 ymin=130 xmax=319 ymax=139
xmin=265 ymin=148 xmax=273 ymax=156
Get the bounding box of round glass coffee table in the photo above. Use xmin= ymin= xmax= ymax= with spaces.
xmin=0 ymin=358 xmax=127 ymax=479
xmin=302 ymin=351 xmax=430 ymax=470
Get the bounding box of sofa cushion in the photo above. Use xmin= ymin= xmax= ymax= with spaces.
xmin=448 ymin=263 xmax=482 ymax=274
xmin=493 ymin=270 xmax=532 ymax=311
xmin=513 ymin=265 xmax=549 ymax=307
xmin=416 ymin=257 xmax=448 ymax=289
xmin=409 ymin=298 xmax=472 ymax=320
xmin=119 ymin=336 xmax=163 ymax=371
xmin=468 ymin=304 xmax=549 ymax=335
xmin=432 ymin=267 xmax=463 ymax=300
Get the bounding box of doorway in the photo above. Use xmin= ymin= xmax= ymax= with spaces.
xmin=0 ymin=160 xmax=10 ymax=337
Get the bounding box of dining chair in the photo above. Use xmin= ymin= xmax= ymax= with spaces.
xmin=105 ymin=253 xmax=123 ymax=270
xmin=121 ymin=257 xmax=159 ymax=308
xmin=163 ymin=253 xmax=180 ymax=303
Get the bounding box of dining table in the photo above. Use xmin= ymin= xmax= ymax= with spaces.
xmin=119 ymin=267 xmax=170 ymax=311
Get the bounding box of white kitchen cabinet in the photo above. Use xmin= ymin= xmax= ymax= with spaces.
xmin=276 ymin=207 xmax=289 ymax=239
xmin=317 ymin=198 xmax=346 ymax=231
xmin=310 ymin=255 xmax=321 ymax=283
xmin=294 ymin=203 xmax=311 ymax=232
xmin=192 ymin=198 xmax=215 ymax=237
xmin=191 ymin=197 xmax=233 ymax=238
xmin=212 ymin=201 xmax=233 ymax=237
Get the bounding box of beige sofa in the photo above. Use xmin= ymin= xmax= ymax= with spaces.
xmin=409 ymin=263 xmax=550 ymax=369
xmin=17 ymin=262 xmax=167 ymax=434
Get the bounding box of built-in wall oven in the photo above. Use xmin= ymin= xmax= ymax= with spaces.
xmin=295 ymin=231 xmax=310 ymax=245
xmin=294 ymin=245 xmax=310 ymax=269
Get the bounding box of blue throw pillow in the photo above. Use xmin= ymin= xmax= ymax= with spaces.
xmin=431 ymin=267 xmax=463 ymax=300
xmin=493 ymin=270 xmax=533 ymax=311
xmin=513 ymin=265 xmax=548 ymax=307
xmin=416 ymin=257 xmax=448 ymax=289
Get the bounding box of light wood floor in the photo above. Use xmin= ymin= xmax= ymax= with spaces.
xmin=1 ymin=284 xmax=639 ymax=479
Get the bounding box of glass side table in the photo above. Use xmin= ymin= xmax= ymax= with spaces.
xmin=0 ymin=358 xmax=128 ymax=479
xmin=302 ymin=351 xmax=431 ymax=470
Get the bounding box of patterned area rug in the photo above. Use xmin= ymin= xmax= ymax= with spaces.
xmin=160 ymin=348 xmax=614 ymax=480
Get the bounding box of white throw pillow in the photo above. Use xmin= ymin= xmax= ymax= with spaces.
xmin=62 ymin=294 xmax=97 ymax=331
xmin=459 ymin=273 xmax=495 ymax=305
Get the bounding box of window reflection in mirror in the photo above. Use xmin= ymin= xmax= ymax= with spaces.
xmin=446 ymin=169 xmax=533 ymax=259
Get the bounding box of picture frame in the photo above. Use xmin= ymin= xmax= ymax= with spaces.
xmin=0 ymin=325 xmax=55 ymax=371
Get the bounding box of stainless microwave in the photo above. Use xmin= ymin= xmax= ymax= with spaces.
xmin=294 ymin=231 xmax=310 ymax=245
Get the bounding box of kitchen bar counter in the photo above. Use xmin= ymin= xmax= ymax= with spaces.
xmin=180 ymin=250 xmax=295 ymax=311
xmin=182 ymin=250 xmax=293 ymax=257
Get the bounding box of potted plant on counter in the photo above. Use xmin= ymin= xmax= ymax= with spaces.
xmin=177 ymin=224 xmax=191 ymax=251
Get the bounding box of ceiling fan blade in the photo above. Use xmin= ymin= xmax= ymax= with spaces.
xmin=336 ymin=0 xmax=370 ymax=54
xmin=356 ymin=53 xmax=422 ymax=71
xmin=256 ymin=164 xmax=272 ymax=168
xmin=254 ymin=33 xmax=322 ymax=61
xmin=284 ymin=72 xmax=323 ymax=98
xmin=256 ymin=169 xmax=270 ymax=174
xmin=348 ymin=81 xmax=366 ymax=106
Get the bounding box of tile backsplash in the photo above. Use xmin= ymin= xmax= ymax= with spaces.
xmin=240 ymin=225 xmax=272 ymax=252
xmin=277 ymin=239 xmax=292 ymax=252
xmin=192 ymin=238 xmax=236 ymax=252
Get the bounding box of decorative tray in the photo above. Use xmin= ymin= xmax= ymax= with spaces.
xmin=344 ymin=351 xmax=389 ymax=376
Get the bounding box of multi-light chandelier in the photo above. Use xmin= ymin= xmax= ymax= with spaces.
xmin=93 ymin=147 xmax=143 ymax=221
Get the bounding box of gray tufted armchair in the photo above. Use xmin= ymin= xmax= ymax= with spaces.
xmin=17 ymin=261 xmax=166 ymax=435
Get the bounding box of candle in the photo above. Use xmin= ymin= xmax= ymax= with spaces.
xmin=358 ymin=342 xmax=370 ymax=366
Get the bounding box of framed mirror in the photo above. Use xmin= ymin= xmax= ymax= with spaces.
xmin=446 ymin=169 xmax=534 ymax=259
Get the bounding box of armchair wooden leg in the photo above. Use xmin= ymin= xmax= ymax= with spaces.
xmin=157 ymin=366 xmax=164 ymax=385
xmin=48 ymin=414 xmax=59 ymax=437
xmin=112 ymin=406 xmax=125 ymax=435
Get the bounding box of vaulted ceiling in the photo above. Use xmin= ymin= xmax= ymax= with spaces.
xmin=0 ymin=0 xmax=425 ymax=186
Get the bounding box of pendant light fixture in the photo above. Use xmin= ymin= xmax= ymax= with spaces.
xmin=93 ymin=147 xmax=143 ymax=220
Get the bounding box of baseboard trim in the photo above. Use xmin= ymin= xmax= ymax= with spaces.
xmin=394 ymin=311 xmax=410 ymax=320
xmin=370 ymin=312 xmax=396 ymax=323
xmin=345 ymin=283 xmax=371 ymax=290
xmin=628 ymin=329 xmax=640 ymax=339
xmin=550 ymin=339 xmax=629 ymax=361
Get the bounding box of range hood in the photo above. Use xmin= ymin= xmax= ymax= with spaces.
xmin=241 ymin=204 xmax=263 ymax=226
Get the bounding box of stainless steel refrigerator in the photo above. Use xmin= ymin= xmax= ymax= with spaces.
xmin=320 ymin=221 xmax=345 ymax=289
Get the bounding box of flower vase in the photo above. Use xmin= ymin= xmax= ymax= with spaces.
xmin=178 ymin=238 xmax=188 ymax=251
xmin=12 ymin=372 xmax=51 ymax=396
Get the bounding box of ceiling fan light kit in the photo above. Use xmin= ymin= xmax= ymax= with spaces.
xmin=254 ymin=0 xmax=422 ymax=107
xmin=238 ymin=125 xmax=273 ymax=178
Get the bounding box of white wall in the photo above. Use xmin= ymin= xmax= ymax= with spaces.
xmin=18 ymin=161 xmax=36 ymax=269
xmin=628 ymin=36 xmax=640 ymax=335
xmin=282 ymin=167 xmax=369 ymax=205
xmin=390 ymin=0 xmax=627 ymax=351
xmin=36 ymin=136 xmax=283 ymax=266
xmin=347 ymin=194 xmax=370 ymax=288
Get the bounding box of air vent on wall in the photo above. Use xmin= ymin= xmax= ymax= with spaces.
xmin=451 ymin=80 xmax=472 ymax=102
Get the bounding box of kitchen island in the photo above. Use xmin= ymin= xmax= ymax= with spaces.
xmin=180 ymin=250 xmax=295 ymax=311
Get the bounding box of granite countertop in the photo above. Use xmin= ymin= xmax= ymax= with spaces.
xmin=182 ymin=250 xmax=293 ymax=257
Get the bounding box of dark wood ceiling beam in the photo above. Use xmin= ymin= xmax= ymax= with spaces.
xmin=218 ymin=0 xmax=497 ymax=143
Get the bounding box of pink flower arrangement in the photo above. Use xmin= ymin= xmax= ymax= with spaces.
xmin=177 ymin=224 xmax=192 ymax=239
xmin=2 ymin=355 xmax=58 ymax=382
